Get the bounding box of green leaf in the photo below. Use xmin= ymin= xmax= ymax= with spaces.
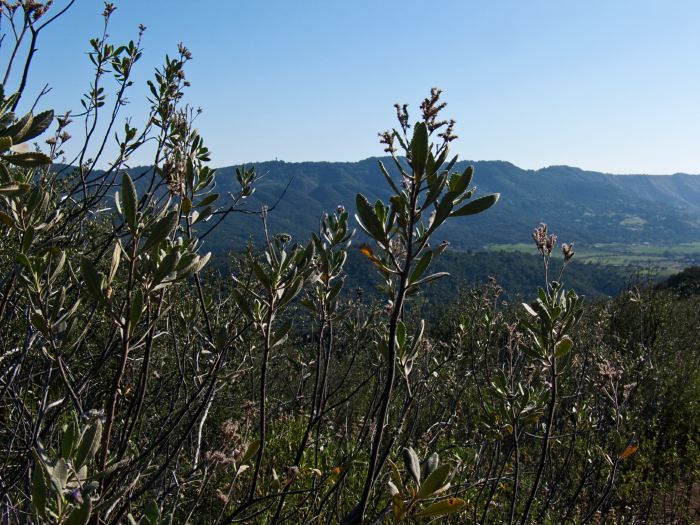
xmin=425 ymin=150 xmax=436 ymax=179
xmin=378 ymin=160 xmax=400 ymax=194
xmin=0 ymin=210 xmax=15 ymax=228
xmin=522 ymin=302 xmax=538 ymax=317
xmin=386 ymin=458 xmax=404 ymax=496
xmin=1 ymin=113 xmax=32 ymax=141
xmin=83 ymin=481 xmax=100 ymax=495
xmin=21 ymin=225 xmax=34 ymax=253
xmin=1 ymin=152 xmax=51 ymax=167
xmin=129 ymin=289 xmax=144 ymax=331
xmin=61 ymin=418 xmax=79 ymax=460
xmin=428 ymin=195 xmax=454 ymax=235
xmin=20 ymin=110 xmax=54 ymax=142
xmin=175 ymin=252 xmax=210 ymax=280
xmin=423 ymin=452 xmax=439 ymax=476
xmin=0 ymin=161 xmax=10 ymax=183
xmin=0 ymin=182 xmax=30 ymax=196
xmin=416 ymin=463 xmax=451 ymax=498
xmin=74 ymin=419 xmax=103 ymax=470
xmin=410 ymin=121 xmax=429 ymax=179
xmin=415 ymin=497 xmax=465 ymax=518
xmin=65 ymin=495 xmax=92 ymax=525
xmin=214 ymin=325 xmax=228 ymax=351
xmin=142 ymin=500 xmax=161 ymax=525
xmin=410 ymin=272 xmax=449 ymax=288
xmin=396 ymin=321 xmax=406 ymax=350
xmin=451 ymin=165 xmax=473 ymax=196
xmin=192 ymin=205 xmax=214 ymax=224
xmin=300 ymin=297 xmax=317 ymax=313
xmin=409 ymin=250 xmax=433 ymax=285
xmin=450 ymin=193 xmax=500 ymax=217
xmin=252 ymin=260 xmax=272 ymax=290
xmin=355 ymin=194 xmax=386 ymax=244
xmin=194 ymin=193 xmax=218 ymax=208
xmin=15 ymin=252 xmax=32 ymax=273
xmin=554 ymin=335 xmax=574 ymax=358
xmin=141 ymin=210 xmax=179 ymax=253
xmin=271 ymin=320 xmax=293 ymax=348
xmin=87 ymin=458 xmax=129 ymax=481
xmin=50 ymin=458 xmax=69 ymax=492
xmin=378 ymin=339 xmax=390 ymax=364
xmin=402 ymin=447 xmax=421 ymax=486
xmin=121 ymin=172 xmax=138 ymax=230
xmin=0 ymin=136 xmax=12 ymax=151
xmin=232 ymin=289 xmax=254 ymax=321
xmin=327 ymin=279 xmax=344 ymax=303
xmin=181 ymin=197 xmax=192 ymax=214
xmin=30 ymin=312 xmax=50 ymax=337
xmin=109 ymin=242 xmax=121 ymax=284
xmin=80 ymin=257 xmax=104 ymax=305
xmin=151 ymin=250 xmax=180 ymax=289
xmin=493 ymin=371 xmax=507 ymax=397
xmin=278 ymin=276 xmax=303 ymax=308
xmin=522 ymin=345 xmax=544 ymax=359
xmin=241 ymin=439 xmax=260 ymax=463
xmin=31 ymin=460 xmax=48 ymax=519
xmin=388 ymin=480 xmax=400 ymax=497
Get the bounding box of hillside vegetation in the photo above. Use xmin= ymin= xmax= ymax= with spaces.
xmin=201 ymin=159 xmax=700 ymax=253
xmin=0 ymin=4 xmax=698 ymax=525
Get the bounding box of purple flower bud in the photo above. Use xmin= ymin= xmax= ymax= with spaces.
xmin=67 ymin=489 xmax=83 ymax=505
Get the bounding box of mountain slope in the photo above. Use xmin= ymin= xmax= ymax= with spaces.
xmin=202 ymin=158 xmax=700 ymax=252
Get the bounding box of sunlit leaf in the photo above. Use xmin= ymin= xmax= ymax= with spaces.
xmin=74 ymin=419 xmax=103 ymax=470
xmin=31 ymin=459 xmax=48 ymax=519
xmin=619 ymin=438 xmax=639 ymax=459
xmin=1 ymin=152 xmax=51 ymax=168
xmin=450 ymin=193 xmax=500 ymax=217
xmin=415 ymin=497 xmax=465 ymax=518
xmin=121 ymin=172 xmax=138 ymax=230
xmin=141 ymin=210 xmax=178 ymax=253
xmin=416 ymin=464 xmax=451 ymax=498
xmin=410 ymin=121 xmax=429 ymax=179
xmin=402 ymin=447 xmax=421 ymax=486
xmin=65 ymin=495 xmax=92 ymax=525
xmin=241 ymin=439 xmax=260 ymax=463
xmin=554 ymin=335 xmax=574 ymax=358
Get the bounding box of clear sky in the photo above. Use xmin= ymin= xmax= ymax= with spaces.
xmin=10 ymin=0 xmax=700 ymax=174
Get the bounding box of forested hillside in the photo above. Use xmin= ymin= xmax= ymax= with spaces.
xmin=1 ymin=4 xmax=699 ymax=525
xmin=201 ymin=159 xmax=700 ymax=251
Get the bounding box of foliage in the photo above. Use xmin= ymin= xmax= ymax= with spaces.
xmin=659 ymin=264 xmax=700 ymax=296
xmin=0 ymin=3 xmax=698 ymax=525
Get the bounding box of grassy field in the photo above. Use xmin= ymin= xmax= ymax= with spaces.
xmin=486 ymin=241 xmax=700 ymax=276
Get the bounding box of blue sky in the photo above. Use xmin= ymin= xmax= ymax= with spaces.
xmin=11 ymin=0 xmax=700 ymax=174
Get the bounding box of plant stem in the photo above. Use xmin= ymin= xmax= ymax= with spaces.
xmin=357 ymin=183 xmax=418 ymax=521
xmin=248 ymin=299 xmax=274 ymax=502
xmin=99 ymin=242 xmax=137 ymax=472
xmin=520 ymin=356 xmax=558 ymax=525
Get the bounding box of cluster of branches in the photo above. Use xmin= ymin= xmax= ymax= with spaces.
xmin=1 ymin=3 xmax=697 ymax=525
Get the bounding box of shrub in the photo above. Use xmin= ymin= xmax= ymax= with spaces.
xmin=1 ymin=3 xmax=698 ymax=524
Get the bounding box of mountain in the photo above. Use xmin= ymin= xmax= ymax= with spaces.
xmin=200 ymin=158 xmax=700 ymax=252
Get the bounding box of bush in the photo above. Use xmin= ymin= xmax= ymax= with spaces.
xmin=0 ymin=3 xmax=698 ymax=524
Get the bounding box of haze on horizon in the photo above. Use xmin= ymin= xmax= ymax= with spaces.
xmin=17 ymin=0 xmax=700 ymax=175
